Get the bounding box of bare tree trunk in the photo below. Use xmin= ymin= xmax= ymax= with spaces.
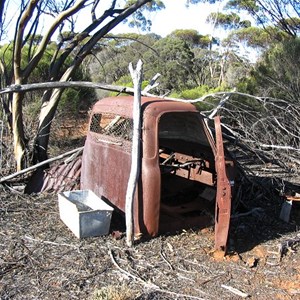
xmin=33 ymin=89 xmax=62 ymax=164
xmin=126 ymin=60 xmax=143 ymax=247
xmin=12 ymin=92 xmax=26 ymax=170
xmin=11 ymin=0 xmax=39 ymax=170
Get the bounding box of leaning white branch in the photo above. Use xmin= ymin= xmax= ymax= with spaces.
xmin=221 ymin=284 xmax=250 ymax=298
xmin=125 ymin=60 xmax=143 ymax=247
xmin=274 ymin=117 xmax=300 ymax=139
xmin=209 ymin=94 xmax=231 ymax=119
xmin=142 ymin=73 xmax=161 ymax=93
xmin=257 ymin=144 xmax=300 ymax=151
xmin=0 ymin=81 xmax=136 ymax=95
xmin=243 ymin=140 xmax=300 ymax=152
xmin=2 ymin=82 xmax=298 ymax=128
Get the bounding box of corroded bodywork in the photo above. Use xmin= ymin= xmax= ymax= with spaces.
xmin=81 ymin=96 xmax=234 ymax=250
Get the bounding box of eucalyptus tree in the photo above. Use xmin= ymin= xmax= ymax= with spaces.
xmin=89 ymin=33 xmax=160 ymax=86
xmin=191 ymin=0 xmax=300 ymax=38
xmin=225 ymin=0 xmax=300 ymax=38
xmin=253 ymin=38 xmax=300 ymax=103
xmin=143 ymin=35 xmax=196 ymax=93
xmin=0 ymin=0 xmax=165 ymax=171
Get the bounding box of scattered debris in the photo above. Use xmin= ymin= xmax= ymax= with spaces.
xmin=221 ymin=284 xmax=250 ymax=298
xmin=0 ymin=190 xmax=299 ymax=299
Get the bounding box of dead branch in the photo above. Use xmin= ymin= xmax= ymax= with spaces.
xmin=142 ymin=73 xmax=161 ymax=93
xmin=160 ymin=249 xmax=174 ymax=270
xmin=0 ymin=147 xmax=83 ymax=184
xmin=221 ymin=284 xmax=250 ymax=298
xmin=108 ymin=249 xmax=157 ymax=288
xmin=24 ymin=235 xmax=77 ymax=249
xmin=109 ymin=249 xmax=207 ymax=300
xmin=0 ymin=81 xmax=136 ymax=95
xmin=126 ymin=60 xmax=143 ymax=247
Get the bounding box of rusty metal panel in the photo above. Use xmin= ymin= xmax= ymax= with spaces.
xmin=81 ymin=135 xmax=131 ymax=211
xmin=214 ymin=116 xmax=232 ymax=252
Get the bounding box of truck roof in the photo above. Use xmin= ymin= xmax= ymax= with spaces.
xmin=91 ymin=96 xmax=199 ymax=118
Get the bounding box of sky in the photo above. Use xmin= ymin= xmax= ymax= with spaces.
xmin=4 ymin=0 xmax=259 ymax=60
xmin=3 ymin=0 xmax=228 ymax=41
xmin=110 ymin=0 xmax=226 ymax=38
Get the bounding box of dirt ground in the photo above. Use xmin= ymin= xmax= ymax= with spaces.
xmin=0 ymin=183 xmax=300 ymax=300
xmin=1 ymin=119 xmax=300 ymax=299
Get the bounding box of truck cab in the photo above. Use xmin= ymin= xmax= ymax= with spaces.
xmin=81 ymin=96 xmax=234 ymax=250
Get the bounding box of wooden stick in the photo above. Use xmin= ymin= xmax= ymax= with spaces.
xmin=142 ymin=73 xmax=161 ymax=93
xmin=24 ymin=235 xmax=77 ymax=249
xmin=125 ymin=60 xmax=143 ymax=247
xmin=221 ymin=284 xmax=250 ymax=298
xmin=108 ymin=249 xmax=156 ymax=287
xmin=0 ymin=147 xmax=83 ymax=183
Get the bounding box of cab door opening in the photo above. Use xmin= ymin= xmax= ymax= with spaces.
xmin=157 ymin=112 xmax=218 ymax=233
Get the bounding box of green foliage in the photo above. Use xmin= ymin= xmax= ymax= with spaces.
xmin=170 ymin=85 xmax=210 ymax=99
xmin=253 ymin=38 xmax=300 ymax=103
xmin=225 ymin=0 xmax=300 ymax=38
xmin=90 ymin=33 xmax=160 ymax=85
xmin=25 ymin=34 xmax=43 ymax=45
xmin=91 ymin=28 xmax=248 ymax=96
xmin=225 ymin=0 xmax=258 ymax=12
xmin=236 ymin=75 xmax=257 ymax=94
xmin=92 ymin=33 xmax=201 ymax=94
xmin=144 ymin=36 xmax=196 ymax=92
xmin=170 ymin=84 xmax=232 ymax=111
xmin=169 ymin=29 xmax=215 ymax=49
xmin=226 ymin=26 xmax=290 ymax=49
xmin=125 ymin=0 xmax=166 ymax=31
xmin=207 ymin=12 xmax=251 ymax=30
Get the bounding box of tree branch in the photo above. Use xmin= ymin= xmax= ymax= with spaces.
xmin=0 ymin=147 xmax=83 ymax=184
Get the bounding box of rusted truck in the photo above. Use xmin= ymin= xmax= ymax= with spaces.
xmin=81 ymin=96 xmax=235 ymax=250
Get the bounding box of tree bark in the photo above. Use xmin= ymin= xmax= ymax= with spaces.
xmin=12 ymin=0 xmax=39 ymax=170
xmin=12 ymin=92 xmax=26 ymax=170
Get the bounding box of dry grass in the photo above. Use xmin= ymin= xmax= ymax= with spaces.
xmin=0 ymin=186 xmax=300 ymax=299
xmin=92 ymin=285 xmax=138 ymax=300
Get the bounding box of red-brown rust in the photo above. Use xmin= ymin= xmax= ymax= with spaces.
xmin=81 ymin=96 xmax=235 ymax=248
xmin=214 ymin=116 xmax=232 ymax=252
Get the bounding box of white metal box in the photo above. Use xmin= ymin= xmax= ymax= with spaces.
xmin=58 ymin=190 xmax=114 ymax=238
